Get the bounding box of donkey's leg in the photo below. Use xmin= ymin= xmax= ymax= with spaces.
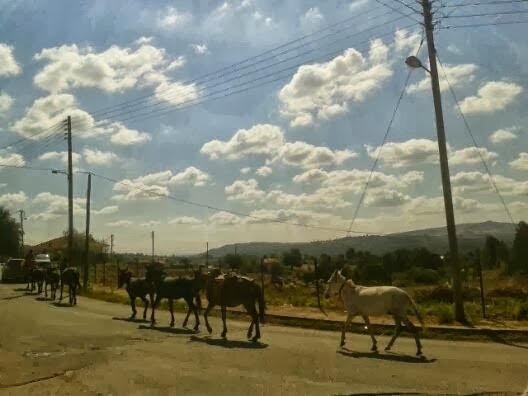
xmin=141 ymin=296 xmax=149 ymax=320
xmin=59 ymin=281 xmax=64 ymax=301
xmin=248 ymin=302 xmax=260 ymax=342
xmin=204 ymin=302 xmax=214 ymax=334
xmin=340 ymin=313 xmax=355 ymax=347
xmin=150 ymin=296 xmax=161 ymax=326
xmin=220 ymin=305 xmax=228 ymax=339
xmin=402 ymin=317 xmax=423 ymax=356
xmin=191 ymin=299 xmax=200 ymax=331
xmin=385 ymin=315 xmax=403 ymax=351
xmin=130 ymin=296 xmax=137 ymax=319
xmin=361 ymin=315 xmax=378 ymax=352
xmin=244 ymin=302 xmax=255 ymax=340
xmin=44 ymin=282 xmax=48 ymax=298
xmin=182 ymin=298 xmax=192 ymax=328
xmin=169 ymin=298 xmax=175 ymax=327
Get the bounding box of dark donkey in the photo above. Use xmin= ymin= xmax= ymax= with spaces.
xmin=203 ymin=270 xmax=265 ymax=342
xmin=31 ymin=267 xmax=45 ymax=294
xmin=117 ymin=267 xmax=155 ymax=321
xmin=59 ymin=267 xmax=81 ymax=306
xmin=146 ymin=264 xmax=206 ymax=331
xmin=44 ymin=266 xmax=60 ymax=300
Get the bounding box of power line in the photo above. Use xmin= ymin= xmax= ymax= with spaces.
xmin=439 ymin=18 xmax=528 ymax=28
xmin=87 ymin=3 xmax=391 ymax=119
xmin=0 ymin=163 xmax=56 ymax=172
xmin=375 ymin=0 xmax=423 ymax=23
xmin=90 ymin=172 xmax=374 ymax=235
xmin=444 ymin=9 xmax=528 ymax=17
xmin=75 ymin=21 xmax=418 ymax=127
xmin=345 ymin=35 xmax=424 ymax=237
xmin=443 ymin=0 xmax=528 ymax=7
xmin=0 ymin=121 xmax=65 ymax=151
xmin=436 ymin=55 xmax=517 ymax=228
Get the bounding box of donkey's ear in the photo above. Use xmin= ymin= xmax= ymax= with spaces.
xmin=337 ymin=269 xmax=342 ymax=277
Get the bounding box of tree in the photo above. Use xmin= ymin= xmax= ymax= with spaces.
xmin=345 ymin=247 xmax=355 ymax=261
xmin=510 ymin=221 xmax=528 ymax=274
xmin=482 ymin=235 xmax=500 ymax=269
xmin=0 ymin=207 xmax=21 ymax=257
xmin=282 ymin=248 xmax=303 ymax=270
xmin=223 ymin=254 xmax=243 ymax=271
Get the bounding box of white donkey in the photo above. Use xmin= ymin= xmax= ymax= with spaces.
xmin=324 ymin=269 xmax=425 ymax=356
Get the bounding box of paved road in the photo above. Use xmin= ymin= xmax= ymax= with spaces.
xmin=0 ymin=284 xmax=527 ymax=396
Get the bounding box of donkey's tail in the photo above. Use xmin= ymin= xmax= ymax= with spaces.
xmin=76 ymin=272 xmax=82 ymax=290
xmin=258 ymin=286 xmax=266 ymax=324
xmin=407 ymin=293 xmax=426 ymax=330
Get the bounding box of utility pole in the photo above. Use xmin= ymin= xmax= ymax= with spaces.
xmin=110 ymin=234 xmax=114 ymax=257
xmin=420 ymin=0 xmax=465 ymax=322
xmin=234 ymin=244 xmax=237 ymax=255
xmin=18 ymin=209 xmax=25 ymax=254
xmin=83 ymin=173 xmax=91 ymax=291
xmin=151 ymin=231 xmax=155 ymax=263
xmin=206 ymin=242 xmax=209 ymax=267
xmin=65 ymin=115 xmax=74 ymax=266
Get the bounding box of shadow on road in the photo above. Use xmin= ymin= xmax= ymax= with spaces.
xmin=52 ymin=302 xmax=74 ymax=308
xmin=0 ymin=294 xmax=27 ymax=300
xmin=138 ymin=324 xmax=198 ymax=335
xmin=487 ymin=333 xmax=528 ymax=350
xmin=337 ymin=348 xmax=436 ymax=364
xmin=112 ymin=316 xmax=150 ymax=324
xmin=189 ymin=335 xmax=269 ymax=349
xmin=35 ymin=297 xmax=53 ymax=302
xmin=13 ymin=287 xmax=29 ymax=292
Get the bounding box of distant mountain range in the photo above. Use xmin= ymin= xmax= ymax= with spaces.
xmin=204 ymin=221 xmax=518 ymax=258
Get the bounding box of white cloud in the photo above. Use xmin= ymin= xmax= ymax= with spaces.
xmin=168 ymin=216 xmax=202 ymax=225
xmin=169 ymin=166 xmax=210 ymax=187
xmin=267 ymin=189 xmax=351 ymax=209
xmin=244 ymin=208 xmax=347 ymax=228
xmin=510 ymin=153 xmax=528 ymax=171
xmin=112 ymin=180 xmax=169 ymax=201
xmin=272 ymin=141 xmax=357 ymax=169
xmin=225 ymin=179 xmax=266 ymax=203
xmin=365 ymin=189 xmax=410 ymax=207
xmin=30 ymin=192 xmax=85 ymax=220
xmin=110 ymin=125 xmax=151 ymax=145
xmin=158 ymin=7 xmax=191 ymax=29
xmin=279 ymin=42 xmax=392 ymax=127
xmin=135 ymin=36 xmax=153 ymax=45
xmin=93 ymin=205 xmax=119 ymax=215
xmin=107 ymin=220 xmax=133 ymax=227
xmin=154 ymin=80 xmax=200 ymax=106
xmin=0 ymin=92 xmax=14 ymax=116
xmin=240 ymin=167 xmax=251 ymax=175
xmin=349 ymin=0 xmax=369 ymax=11
xmin=33 ymin=43 xmax=169 ymax=93
xmin=449 ymin=147 xmax=498 ymax=166
xmin=394 ymin=29 xmax=422 ymax=55
xmin=190 ymin=43 xmax=209 ymax=55
xmin=165 ymin=56 xmax=186 ymax=71
xmin=0 ymin=43 xmax=21 ymax=76
xmin=82 ymin=148 xmax=118 ymax=166
xmin=0 ymin=152 xmax=25 ymax=167
xmin=39 ymin=151 xmax=81 ymax=165
xmin=209 ymin=211 xmax=242 ymax=226
xmin=256 ymin=166 xmax=272 ymax=177
xmin=300 ymin=7 xmax=324 ymax=30
xmin=489 ymin=127 xmax=518 ymax=144
xmin=366 ymin=138 xmax=439 ymax=168
xmin=459 ymin=81 xmax=523 ymax=115
xmin=133 ymin=171 xmax=173 ymax=186
xmin=140 ymin=220 xmax=161 ymax=228
xmin=408 ymin=64 xmax=478 ymax=94
xmin=451 ymin=171 xmax=528 ymax=197
xmin=404 ymin=195 xmax=481 ymax=215
xmin=201 ymin=124 xmax=284 ymax=160
xmin=0 ymin=184 xmax=5 ymax=189
xmin=0 ymin=191 xmax=27 ymax=209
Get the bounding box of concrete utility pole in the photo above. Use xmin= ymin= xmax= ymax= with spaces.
xmin=18 ymin=209 xmax=26 ymax=254
xmin=65 ymin=115 xmax=74 ymax=265
xmin=419 ymin=0 xmax=465 ymax=322
xmin=83 ymin=173 xmax=91 ymax=291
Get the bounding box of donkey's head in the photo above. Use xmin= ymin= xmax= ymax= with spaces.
xmin=117 ymin=267 xmax=132 ymax=288
xmin=324 ymin=269 xmax=346 ymax=299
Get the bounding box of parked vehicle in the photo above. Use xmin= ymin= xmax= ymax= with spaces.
xmin=1 ymin=258 xmax=25 ymax=283
xmin=35 ymin=254 xmax=52 ymax=268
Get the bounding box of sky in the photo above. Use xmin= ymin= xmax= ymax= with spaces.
xmin=0 ymin=0 xmax=527 ymax=255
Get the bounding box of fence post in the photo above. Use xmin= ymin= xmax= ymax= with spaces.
xmin=314 ymin=257 xmax=321 ymax=310
xmin=260 ymin=257 xmax=265 ymax=301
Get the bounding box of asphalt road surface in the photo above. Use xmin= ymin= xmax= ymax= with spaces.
xmin=0 ymin=284 xmax=527 ymax=396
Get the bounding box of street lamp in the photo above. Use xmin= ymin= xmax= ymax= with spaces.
xmin=405 ymin=56 xmax=431 ymax=74
xmin=51 ymin=169 xmax=68 ymax=176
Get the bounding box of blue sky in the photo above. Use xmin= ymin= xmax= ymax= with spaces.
xmin=0 ymin=0 xmax=526 ymax=254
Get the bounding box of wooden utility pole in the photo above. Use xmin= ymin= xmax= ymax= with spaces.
xmin=421 ymin=0 xmax=465 ymax=322
xmin=475 ymin=250 xmax=486 ymax=318
xmin=83 ymin=173 xmax=91 ymax=291
xmin=206 ymin=242 xmax=209 ymax=266
xmin=65 ymin=115 xmax=74 ymax=266
xmin=151 ymin=231 xmax=155 ymax=262
xmin=18 ymin=209 xmax=25 ymax=254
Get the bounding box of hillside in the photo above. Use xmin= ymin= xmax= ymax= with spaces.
xmin=205 ymin=221 xmax=517 ymax=257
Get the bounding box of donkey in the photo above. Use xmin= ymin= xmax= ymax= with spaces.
xmin=324 ymin=270 xmax=424 ymax=356
xmin=117 ymin=267 xmax=155 ymax=321
xmin=59 ymin=267 xmax=81 ymax=306
xmin=44 ymin=267 xmax=60 ymax=300
xmin=202 ymin=270 xmax=266 ymax=342
xmin=31 ymin=267 xmax=45 ymax=294
xmin=146 ymin=264 xmax=206 ymax=331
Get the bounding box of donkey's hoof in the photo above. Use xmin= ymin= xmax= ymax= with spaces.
xmin=371 ymin=346 xmax=378 ymax=353
xmin=384 ymin=346 xmax=391 ymax=351
xmin=340 ymin=341 xmax=346 ymax=348
xmin=416 ymin=351 xmax=423 ymax=357
xmin=251 ymin=336 xmax=259 ymax=343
